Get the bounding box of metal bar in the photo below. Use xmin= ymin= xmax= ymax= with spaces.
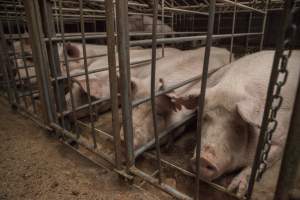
xmin=14 ymin=0 xmax=37 ymax=113
xmin=42 ymin=31 xmax=205 ymax=42
xmin=79 ymin=0 xmax=97 ymax=148
xmin=245 ymin=8 xmax=253 ymax=52
xmin=162 ymin=6 xmax=208 ymax=15
xmin=0 ymin=21 xmax=15 ymax=104
xmin=23 ymin=0 xmax=55 ymax=125
xmin=134 ymin=113 xmax=195 ymax=158
xmin=195 ymin=0 xmax=216 ymax=199
xmin=259 ymin=0 xmax=270 ymax=50
xmin=273 ymin=66 xmax=300 ymax=200
xmin=116 ymin=0 xmax=135 ymax=169
xmin=130 ymin=167 xmax=193 ymax=200
xmin=217 ymin=0 xmax=266 ymax=14
xmin=229 ymin=0 xmax=237 ymax=62
xmin=40 ymin=0 xmax=67 ymax=126
xmin=104 ymin=0 xmax=122 ymax=170
xmin=58 ymin=0 xmax=74 ymax=132
xmin=130 ymin=32 xmax=263 ymax=46
xmin=150 ymin=0 xmax=162 ymax=183
xmin=246 ymin=0 xmax=297 ymax=198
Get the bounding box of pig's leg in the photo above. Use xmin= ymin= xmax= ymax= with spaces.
xmin=228 ymin=166 xmax=251 ymax=197
xmin=228 ymin=138 xmax=284 ymax=197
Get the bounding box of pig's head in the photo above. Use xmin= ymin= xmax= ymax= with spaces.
xmin=179 ymin=87 xmax=262 ymax=181
xmin=120 ymin=78 xmax=183 ymax=150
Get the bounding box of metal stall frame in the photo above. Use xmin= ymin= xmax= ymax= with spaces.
xmin=3 ymin=0 xmax=299 ymax=200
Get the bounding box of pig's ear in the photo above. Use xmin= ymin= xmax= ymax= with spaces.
xmin=158 ymin=78 xmax=199 ymax=111
xmin=156 ymin=78 xmax=183 ymax=114
xmin=236 ymin=99 xmax=262 ymax=128
xmin=75 ymin=78 xmax=103 ymax=98
xmin=156 ymin=92 xmax=184 ymax=115
xmin=172 ymin=94 xmax=199 ymax=110
xmin=65 ymin=43 xmax=80 ymax=58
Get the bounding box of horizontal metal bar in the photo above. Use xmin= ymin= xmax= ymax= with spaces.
xmin=134 ymin=113 xmax=195 ymax=158
xmin=50 ymin=122 xmax=115 ymax=164
xmin=163 ymin=7 xmax=208 ymax=15
xmin=53 ymin=57 xmax=155 ymax=82
xmin=218 ymin=0 xmax=266 ymax=14
xmin=130 ymin=32 xmax=263 ymax=46
xmin=43 ymin=31 xmax=204 ymax=42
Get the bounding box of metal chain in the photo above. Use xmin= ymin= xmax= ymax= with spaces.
xmin=256 ymin=3 xmax=299 ymax=181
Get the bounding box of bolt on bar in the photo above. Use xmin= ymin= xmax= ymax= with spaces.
xmin=195 ymin=0 xmax=216 ymax=199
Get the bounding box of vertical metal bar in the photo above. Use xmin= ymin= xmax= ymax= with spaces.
xmin=23 ymin=0 xmax=55 ymax=125
xmin=115 ymin=0 xmax=134 ymax=169
xmin=58 ymin=0 xmax=72 ymax=131
xmin=5 ymin=4 xmax=23 ymax=106
xmin=245 ymin=11 xmax=253 ymax=53
xmin=151 ymin=0 xmax=162 ymax=184
xmin=195 ymin=0 xmax=216 ymax=199
xmin=79 ymin=0 xmax=97 ymax=148
xmin=229 ymin=0 xmax=237 ymax=62
xmin=40 ymin=0 xmax=68 ymax=126
xmin=259 ymin=0 xmax=270 ymax=50
xmin=104 ymin=0 xmax=122 ymax=170
xmin=161 ymin=0 xmax=165 ymax=57
xmin=273 ymin=73 xmax=300 ymax=200
xmin=14 ymin=0 xmax=36 ymax=113
xmin=0 ymin=21 xmax=15 ymax=104
xmin=246 ymin=0 xmax=296 ymax=198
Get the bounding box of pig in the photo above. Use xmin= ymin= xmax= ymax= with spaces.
xmin=65 ymin=47 xmax=182 ymax=119
xmin=119 ymin=47 xmax=232 ymax=151
xmin=11 ymin=41 xmax=109 ymax=85
xmin=178 ymin=50 xmax=300 ymax=197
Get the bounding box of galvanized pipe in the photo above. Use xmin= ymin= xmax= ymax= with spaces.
xmin=79 ymin=0 xmax=97 ymax=148
xmin=104 ymin=0 xmax=122 ymax=170
xmin=116 ymin=0 xmax=135 ymax=169
xmin=194 ymin=0 xmax=216 ymax=199
xmin=150 ymin=0 xmax=163 ymax=184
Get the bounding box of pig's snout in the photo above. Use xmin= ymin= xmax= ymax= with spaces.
xmin=190 ymin=147 xmax=220 ymax=181
xmin=199 ymin=156 xmax=219 ymax=179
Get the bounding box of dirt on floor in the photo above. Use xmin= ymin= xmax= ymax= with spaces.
xmin=0 ymin=99 xmax=168 ymax=200
xmin=1 ymin=97 xmax=299 ymax=200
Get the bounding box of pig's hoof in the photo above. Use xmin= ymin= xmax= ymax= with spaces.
xmin=227 ymin=167 xmax=251 ymax=198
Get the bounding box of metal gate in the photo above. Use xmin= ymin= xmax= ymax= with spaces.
xmin=0 ymin=0 xmax=299 ymax=199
